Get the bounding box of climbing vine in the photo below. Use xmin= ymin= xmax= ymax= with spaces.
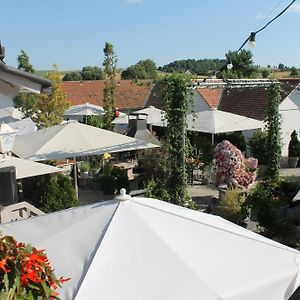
xmin=161 ymin=73 xmax=195 ymax=208
xmin=265 ymin=81 xmax=282 ymax=180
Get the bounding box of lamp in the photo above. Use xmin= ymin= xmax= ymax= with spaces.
xmin=249 ymin=32 xmax=256 ymax=48
xmin=227 ymin=61 xmax=233 ymax=70
xmin=0 ymin=123 xmax=17 ymax=155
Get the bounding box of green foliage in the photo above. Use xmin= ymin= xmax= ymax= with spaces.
xmin=261 ymin=69 xmax=270 ymax=78
xmin=290 ymin=67 xmax=299 ymax=78
xmin=246 ymin=181 xmax=295 ymax=240
xmin=83 ymin=115 xmax=104 ymax=128
xmin=215 ymin=132 xmax=247 ymax=152
xmin=62 ymin=66 xmax=104 ymax=81
xmin=62 ymin=71 xmax=82 ymax=81
xmin=14 ymin=65 xmax=70 ymax=129
xmin=160 ymin=74 xmax=195 ymax=208
xmin=191 ymin=134 xmax=214 ymax=166
xmin=288 ymin=130 xmax=299 ymax=157
xmin=121 ymin=59 xmax=157 ymax=80
xmin=220 ymin=187 xmax=246 ymax=224
xmin=79 ymin=161 xmax=90 ymax=172
xmin=218 ymin=50 xmax=258 ymax=79
xmin=17 ymin=50 xmax=34 ymax=73
xmin=159 ymin=58 xmax=226 ymax=75
xmin=23 ymin=174 xmax=78 ymax=213
xmin=95 ymin=165 xmax=130 ymax=195
xmin=265 ymin=82 xmax=282 ymax=180
xmin=102 ymin=42 xmax=117 ymax=130
xmin=248 ymin=131 xmax=268 ymax=164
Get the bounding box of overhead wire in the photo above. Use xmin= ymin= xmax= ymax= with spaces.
xmin=214 ymin=0 xmax=297 ymax=75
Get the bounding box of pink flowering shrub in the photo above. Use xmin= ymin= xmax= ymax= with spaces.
xmin=214 ymin=140 xmax=257 ymax=190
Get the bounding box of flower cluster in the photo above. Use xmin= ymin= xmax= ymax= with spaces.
xmin=0 ymin=235 xmax=69 ymax=299
xmin=214 ymin=140 xmax=257 ymax=190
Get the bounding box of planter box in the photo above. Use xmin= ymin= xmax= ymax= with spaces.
xmin=288 ymin=157 xmax=299 ymax=168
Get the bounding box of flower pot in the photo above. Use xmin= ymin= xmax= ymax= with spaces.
xmin=288 ymin=157 xmax=299 ymax=168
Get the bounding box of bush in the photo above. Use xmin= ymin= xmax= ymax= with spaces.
xmin=79 ymin=161 xmax=90 ymax=172
xmin=220 ymin=187 xmax=245 ymax=223
xmin=94 ymin=165 xmax=130 ymax=195
xmin=23 ymin=174 xmax=78 ymax=213
xmin=288 ymin=130 xmax=299 ymax=157
xmin=216 ymin=132 xmax=247 ymax=152
xmin=248 ymin=131 xmax=268 ymax=164
xmin=192 ymin=134 xmax=214 ymax=166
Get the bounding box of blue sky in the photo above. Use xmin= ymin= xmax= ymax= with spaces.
xmin=1 ymin=0 xmax=299 ymax=70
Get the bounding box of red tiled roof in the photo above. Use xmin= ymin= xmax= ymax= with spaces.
xmin=196 ymin=88 xmax=223 ymax=109
xmin=219 ymin=87 xmax=269 ymax=121
xmin=218 ymin=79 xmax=300 ymax=120
xmin=61 ymin=80 xmax=154 ymax=110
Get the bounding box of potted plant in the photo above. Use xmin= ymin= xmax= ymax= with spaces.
xmin=288 ymin=130 xmax=299 ymax=168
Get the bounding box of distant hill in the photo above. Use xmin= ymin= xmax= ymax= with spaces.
xmin=34 ymin=70 xmax=79 ymax=78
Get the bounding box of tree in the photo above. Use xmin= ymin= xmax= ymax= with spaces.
xmin=278 ymin=63 xmax=286 ymax=71
xmin=62 ymin=71 xmax=82 ymax=81
xmin=102 ymin=42 xmax=117 ymax=130
xmin=265 ymin=82 xmax=282 ymax=180
xmin=261 ymin=69 xmax=270 ymax=78
xmin=121 ymin=59 xmax=157 ymax=80
xmin=17 ymin=50 xmax=34 ymax=73
xmin=290 ymin=67 xmax=299 ymax=78
xmin=14 ymin=65 xmax=70 ymax=128
xmin=218 ymin=50 xmax=258 ymax=79
xmin=62 ymin=66 xmax=104 ymax=81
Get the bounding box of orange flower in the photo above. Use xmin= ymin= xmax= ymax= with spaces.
xmin=0 ymin=259 xmax=9 ymax=272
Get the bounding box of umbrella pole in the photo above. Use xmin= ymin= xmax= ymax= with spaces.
xmin=211 ymin=134 xmax=214 ymax=145
xmin=73 ymin=157 xmax=79 ymax=199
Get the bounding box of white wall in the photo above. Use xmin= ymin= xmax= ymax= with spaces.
xmin=189 ymin=90 xmax=211 ymax=113
xmin=279 ymin=90 xmax=300 ymax=156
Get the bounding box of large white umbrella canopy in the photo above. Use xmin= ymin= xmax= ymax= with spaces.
xmin=64 ymin=103 xmax=105 ymax=117
xmin=0 ymin=195 xmax=299 ymax=299
xmin=112 ymin=106 xmax=166 ymax=125
xmin=13 ymin=121 xmax=159 ymax=161
xmin=0 ymin=156 xmax=61 ymax=179
xmin=186 ymin=109 xmax=264 ymax=134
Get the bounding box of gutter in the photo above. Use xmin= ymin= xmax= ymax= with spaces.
xmin=0 ymin=60 xmax=52 ymax=92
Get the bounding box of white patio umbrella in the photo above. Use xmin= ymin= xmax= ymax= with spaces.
xmin=8 ymin=118 xmax=37 ymax=136
xmin=64 ymin=103 xmax=105 ymax=117
xmin=112 ymin=106 xmax=166 ymax=125
xmin=0 ymin=193 xmax=299 ymax=299
xmin=153 ymin=109 xmax=264 ymax=144
xmin=13 ymin=121 xmax=159 ymax=195
xmin=0 ymin=156 xmax=61 ymax=179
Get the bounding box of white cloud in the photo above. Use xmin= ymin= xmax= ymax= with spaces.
xmin=288 ymin=3 xmax=300 ymax=12
xmin=126 ymin=0 xmax=143 ymax=4
xmin=256 ymin=12 xmax=265 ymax=19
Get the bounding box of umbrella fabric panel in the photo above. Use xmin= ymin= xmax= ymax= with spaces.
xmin=64 ymin=103 xmax=105 ymax=116
xmin=186 ymin=110 xmax=264 ymax=134
xmin=75 ymin=201 xmax=218 ymax=300
xmin=0 ymin=200 xmax=119 ymax=299
xmin=8 ymin=118 xmax=37 ymax=136
xmin=13 ymin=122 xmax=159 ymax=161
xmin=0 ymin=156 xmax=61 ymax=179
xmin=126 ymin=198 xmax=299 ymax=300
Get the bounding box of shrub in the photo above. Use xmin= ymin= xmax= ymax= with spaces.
xmin=288 ymin=130 xmax=299 ymax=157
xmin=216 ymin=132 xmax=247 ymax=152
xmin=220 ymin=187 xmax=246 ymax=223
xmin=23 ymin=174 xmax=78 ymax=213
xmin=94 ymin=165 xmax=130 ymax=195
xmin=79 ymin=161 xmax=90 ymax=172
xmin=192 ymin=134 xmax=214 ymax=166
xmin=248 ymin=131 xmax=268 ymax=164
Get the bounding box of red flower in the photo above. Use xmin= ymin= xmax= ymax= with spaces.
xmin=0 ymin=259 xmax=9 ymax=272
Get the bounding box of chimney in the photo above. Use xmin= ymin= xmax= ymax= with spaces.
xmin=126 ymin=113 xmax=160 ymax=145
